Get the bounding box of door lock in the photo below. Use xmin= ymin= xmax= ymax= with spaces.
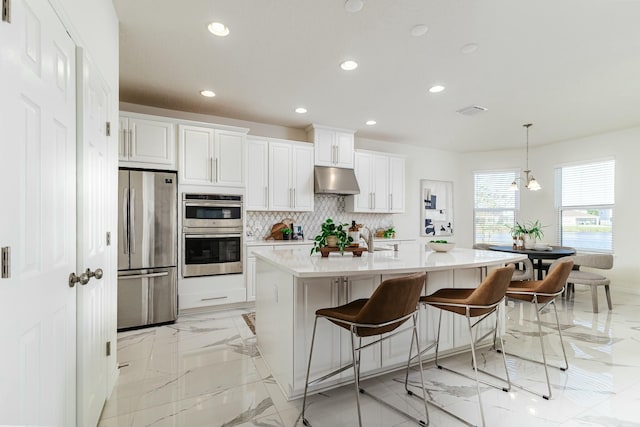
xmin=69 ymin=271 xmax=90 ymax=287
xmin=86 ymin=268 xmax=103 ymax=280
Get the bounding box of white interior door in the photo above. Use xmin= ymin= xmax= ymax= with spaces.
xmin=0 ymin=0 xmax=77 ymax=424
xmin=76 ymin=48 xmax=112 ymax=427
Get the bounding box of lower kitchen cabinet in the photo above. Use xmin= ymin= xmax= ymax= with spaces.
xmin=178 ymin=274 xmax=246 ymax=311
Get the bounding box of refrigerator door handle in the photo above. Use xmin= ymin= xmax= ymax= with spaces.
xmin=119 ymin=272 xmax=169 ymax=280
xmin=122 ymin=187 xmax=129 ymax=255
xmin=130 ymin=188 xmax=136 ymax=254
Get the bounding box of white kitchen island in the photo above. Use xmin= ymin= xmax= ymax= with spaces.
xmin=254 ymin=246 xmax=527 ymax=400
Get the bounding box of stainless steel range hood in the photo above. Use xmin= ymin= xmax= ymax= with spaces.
xmin=314 ymin=166 xmax=360 ymax=195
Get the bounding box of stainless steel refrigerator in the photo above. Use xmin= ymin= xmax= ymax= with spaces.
xmin=118 ymin=169 xmax=178 ymax=330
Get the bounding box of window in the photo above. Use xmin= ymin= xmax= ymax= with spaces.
xmin=474 ymin=170 xmax=519 ymax=244
xmin=556 ymin=159 xmax=615 ymax=252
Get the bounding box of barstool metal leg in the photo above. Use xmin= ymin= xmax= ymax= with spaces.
xmin=350 ymin=325 xmax=363 ymax=427
xmin=467 ymin=310 xmax=487 ymax=427
xmin=551 ymin=300 xmax=569 ymax=371
xmin=302 ymin=317 xmax=320 ymax=426
xmin=534 ymin=297 xmax=553 ymax=399
xmin=412 ymin=313 xmax=430 ymax=426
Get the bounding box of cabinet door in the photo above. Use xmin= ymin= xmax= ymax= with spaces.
xmin=372 ymin=154 xmax=389 ymax=212
xmin=313 ymin=128 xmax=335 ymax=166
xmin=179 ymin=125 xmax=214 ymax=185
xmin=215 ymin=130 xmax=245 ymax=187
xmin=269 ymin=142 xmax=293 ymax=211
xmin=292 ymin=144 xmax=314 ymax=211
xmin=335 ymin=131 xmax=354 ymax=168
xmin=352 ymin=152 xmax=373 ymax=212
xmin=118 ymin=116 xmax=129 ymax=161
xmin=128 ymin=117 xmax=175 ymax=165
xmin=389 ymin=156 xmax=405 ymax=213
xmin=246 ymin=138 xmax=269 ymax=210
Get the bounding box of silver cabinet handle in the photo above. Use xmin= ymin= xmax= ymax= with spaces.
xmin=373 ymin=193 xmax=376 ymax=209
xmin=210 ymin=157 xmax=214 ymax=182
xmin=293 ymin=188 xmax=296 ymax=208
xmin=130 ymin=188 xmax=136 ymax=254
xmin=119 ymin=272 xmax=169 ymax=280
xmin=215 ymin=158 xmax=219 ymax=183
xmin=390 ymin=193 xmax=393 ymax=210
xmin=201 ymin=296 xmax=228 ymax=301
xmin=121 ymin=128 xmax=127 ymax=157
xmin=264 ymin=186 xmax=268 ymax=208
xmin=122 ymin=188 xmax=129 ymax=255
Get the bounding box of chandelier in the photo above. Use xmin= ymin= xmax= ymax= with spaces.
xmin=510 ymin=123 xmax=541 ymax=191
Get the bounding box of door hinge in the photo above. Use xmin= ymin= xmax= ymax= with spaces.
xmin=2 ymin=0 xmax=10 ymax=23
xmin=106 ymin=121 xmax=111 ymax=137
xmin=1 ymin=247 xmax=10 ymax=278
xmin=106 ymin=231 xmax=111 ymax=246
xmin=106 ymin=341 xmax=111 ymax=357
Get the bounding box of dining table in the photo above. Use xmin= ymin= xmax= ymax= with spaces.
xmin=488 ymin=245 xmax=576 ymax=280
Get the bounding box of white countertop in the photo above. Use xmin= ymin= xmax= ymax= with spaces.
xmin=245 ymin=237 xmax=416 ymax=247
xmin=252 ymin=246 xmax=527 ymax=278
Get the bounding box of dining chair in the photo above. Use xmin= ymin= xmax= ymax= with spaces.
xmin=301 ymin=272 xmax=429 ymax=427
xmin=565 ymin=254 xmax=614 ymax=312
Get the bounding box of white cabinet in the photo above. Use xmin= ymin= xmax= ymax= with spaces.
xmin=119 ymin=114 xmax=176 ymax=169
xmin=346 ymin=150 xmax=405 ymax=213
xmin=179 ymin=124 xmax=246 ymax=188
xmin=389 ymin=155 xmax=405 ymax=213
xmin=268 ymin=141 xmax=314 ymax=212
xmin=246 ymin=138 xmax=269 ymax=210
xmin=307 ymin=124 xmax=355 ymax=169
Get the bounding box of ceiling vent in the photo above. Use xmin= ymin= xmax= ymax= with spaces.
xmin=456 ymin=105 xmax=488 ymax=116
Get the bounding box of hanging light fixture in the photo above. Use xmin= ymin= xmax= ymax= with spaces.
xmin=510 ymin=123 xmax=541 ymax=191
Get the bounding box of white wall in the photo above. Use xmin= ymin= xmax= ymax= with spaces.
xmin=460 ymin=126 xmax=640 ymax=292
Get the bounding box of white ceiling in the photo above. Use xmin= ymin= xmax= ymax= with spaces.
xmin=114 ymin=0 xmax=640 ymax=152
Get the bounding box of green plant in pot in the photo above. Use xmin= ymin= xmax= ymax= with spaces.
xmin=311 ymin=218 xmax=352 ymax=255
xmin=281 ymin=227 xmax=292 ymax=240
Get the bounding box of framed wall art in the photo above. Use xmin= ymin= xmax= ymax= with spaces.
xmin=420 ymin=179 xmax=454 ymax=237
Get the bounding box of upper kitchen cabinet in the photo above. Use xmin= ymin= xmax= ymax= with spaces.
xmin=346 ymin=150 xmax=405 ymax=213
xmin=179 ymin=124 xmax=247 ymax=188
xmin=269 ymin=140 xmax=314 ymax=212
xmin=119 ymin=113 xmax=176 ymax=170
xmin=306 ymin=124 xmax=355 ymax=169
xmin=246 ymin=137 xmax=269 ymax=210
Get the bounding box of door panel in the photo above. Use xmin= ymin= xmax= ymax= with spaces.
xmin=0 ymin=0 xmax=77 ymax=424
xmin=129 ymin=170 xmax=177 ymax=269
xmin=76 ymin=49 xmax=111 ymax=427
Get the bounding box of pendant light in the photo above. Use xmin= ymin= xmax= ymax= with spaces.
xmin=510 ymin=123 xmax=541 ymax=191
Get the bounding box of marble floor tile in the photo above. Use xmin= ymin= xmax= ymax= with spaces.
xmin=101 ymin=289 xmax=640 ymax=427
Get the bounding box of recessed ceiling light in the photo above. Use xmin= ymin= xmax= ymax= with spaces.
xmin=460 ymin=43 xmax=479 ymax=54
xmin=344 ymin=0 xmax=363 ymax=13
xmin=365 ymin=120 xmax=376 ymax=126
xmin=411 ymin=24 xmax=429 ymax=37
xmin=208 ymin=22 xmax=229 ymax=37
xmin=340 ymin=60 xmax=358 ymax=71
xmin=295 ymin=107 xmax=307 ymax=114
xmin=200 ymin=90 xmax=216 ymax=97
xmin=428 ymin=85 xmax=445 ymax=93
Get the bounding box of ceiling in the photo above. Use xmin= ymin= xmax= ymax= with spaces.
xmin=114 ymin=0 xmax=640 ymax=152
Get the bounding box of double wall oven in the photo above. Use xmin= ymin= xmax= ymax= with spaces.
xmin=182 ymin=193 xmax=243 ymax=277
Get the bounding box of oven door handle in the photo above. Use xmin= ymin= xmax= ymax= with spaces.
xmin=184 ymin=234 xmax=242 ymax=239
xmin=183 ymin=202 xmax=242 ymax=208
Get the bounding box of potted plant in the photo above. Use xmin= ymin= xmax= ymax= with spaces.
xmin=508 ymin=220 xmax=545 ymax=249
xmin=383 ymin=227 xmax=396 ymax=239
xmin=311 ymin=218 xmax=352 ymax=255
xmin=281 ymin=227 xmax=292 ymax=240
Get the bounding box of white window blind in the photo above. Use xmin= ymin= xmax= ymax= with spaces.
xmin=557 ymin=159 xmax=615 ymax=252
xmin=474 ymin=170 xmax=519 ymax=244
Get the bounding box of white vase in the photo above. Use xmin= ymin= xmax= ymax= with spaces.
xmin=524 ymin=234 xmax=537 ymax=249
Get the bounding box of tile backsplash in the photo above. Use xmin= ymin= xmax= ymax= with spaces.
xmin=246 ymin=195 xmax=394 ymax=240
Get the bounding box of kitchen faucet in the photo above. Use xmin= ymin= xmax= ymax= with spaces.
xmin=360 ymin=226 xmax=374 ymax=253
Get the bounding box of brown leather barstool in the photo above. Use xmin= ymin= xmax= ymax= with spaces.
xmin=407 ymin=264 xmax=515 ymax=427
xmin=301 ymin=272 xmax=429 ymax=427
xmin=501 ymin=258 xmax=574 ymax=400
